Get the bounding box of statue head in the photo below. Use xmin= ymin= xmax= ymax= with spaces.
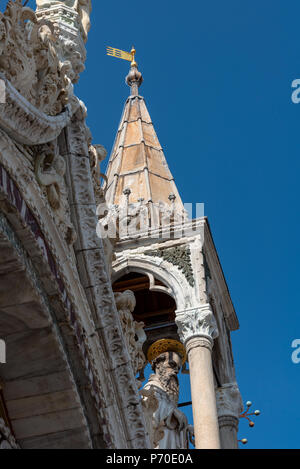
xmin=152 ymin=351 xmax=182 ymax=404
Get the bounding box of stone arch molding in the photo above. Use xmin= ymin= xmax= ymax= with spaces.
xmin=0 ymin=74 xmax=77 ymax=146
xmin=0 ymin=129 xmax=151 ymax=448
xmin=113 ymin=254 xmax=198 ymax=312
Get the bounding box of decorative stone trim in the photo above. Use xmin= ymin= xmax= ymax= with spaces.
xmin=175 ymin=304 xmax=219 ymax=345
xmin=218 ymin=415 xmax=239 ymax=430
xmin=0 ymin=212 xmax=93 ymax=448
xmin=144 ymin=245 xmax=195 ymax=287
xmin=0 ymin=164 xmax=112 ymax=447
xmin=64 ymin=108 xmax=150 ymax=448
xmin=216 ymin=383 xmax=243 ymax=420
xmin=0 ymin=74 xmax=76 ymax=145
xmin=185 ymin=336 xmax=213 ymax=354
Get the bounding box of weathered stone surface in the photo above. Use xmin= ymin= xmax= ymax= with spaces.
xmin=19 ymin=427 xmax=91 ymax=450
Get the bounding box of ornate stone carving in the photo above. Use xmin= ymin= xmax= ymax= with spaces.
xmin=114 ymin=290 xmax=147 ymax=382
xmin=0 ymin=73 xmax=75 ymax=145
xmin=101 ymin=198 xmax=189 ymax=242
xmin=36 ymin=1 xmax=91 ymax=84
xmin=176 ymin=304 xmax=219 ymax=345
xmin=0 ymin=170 xmax=113 ymax=448
xmin=34 ymin=142 xmax=76 ymax=245
xmin=141 ymin=351 xmax=194 ymax=449
xmin=145 ymin=246 xmax=195 ymax=287
xmin=36 ymin=0 xmax=92 ymax=44
xmin=216 ymin=383 xmax=243 ymax=420
xmin=0 ymin=0 xmax=73 ymax=116
xmin=90 ymin=142 xmax=117 ymax=275
xmin=89 ymin=143 xmax=107 ymax=206
xmin=0 ymin=5 xmax=149 ymax=447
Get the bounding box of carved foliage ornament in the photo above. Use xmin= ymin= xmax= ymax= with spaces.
xmin=145 ymin=246 xmax=195 ymax=287
xmin=175 ymin=304 xmax=219 ymax=344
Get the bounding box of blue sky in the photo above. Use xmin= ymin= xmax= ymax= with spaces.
xmin=25 ymin=0 xmax=300 ymax=448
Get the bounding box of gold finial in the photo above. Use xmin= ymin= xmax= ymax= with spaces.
xmin=130 ymin=46 xmax=137 ymax=67
xmin=147 ymin=339 xmax=187 ymax=365
xmin=106 ymin=45 xmax=138 ymax=67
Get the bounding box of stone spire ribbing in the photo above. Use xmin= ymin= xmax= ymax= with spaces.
xmin=105 ymin=62 xmax=184 ymax=214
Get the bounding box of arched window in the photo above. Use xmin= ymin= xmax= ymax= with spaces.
xmin=113 ymin=272 xmax=181 ymax=354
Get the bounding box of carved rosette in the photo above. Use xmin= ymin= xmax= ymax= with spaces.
xmin=175 ymin=304 xmax=219 ymax=347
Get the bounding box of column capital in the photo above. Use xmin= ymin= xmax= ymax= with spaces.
xmin=175 ymin=304 xmax=219 ymax=346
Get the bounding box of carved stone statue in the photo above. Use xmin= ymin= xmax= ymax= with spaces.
xmin=141 ymin=345 xmax=194 ymax=449
xmin=114 ymin=290 xmax=147 ymax=382
xmin=0 ymin=0 xmax=72 ymax=115
xmin=89 ymin=143 xmax=107 ymax=206
xmin=34 ymin=142 xmax=76 ymax=245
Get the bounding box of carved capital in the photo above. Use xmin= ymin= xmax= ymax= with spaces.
xmin=216 ymin=383 xmax=243 ymax=421
xmin=175 ymin=304 xmax=219 ymax=346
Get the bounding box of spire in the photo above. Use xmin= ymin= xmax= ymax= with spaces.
xmin=105 ymin=53 xmax=184 ymax=220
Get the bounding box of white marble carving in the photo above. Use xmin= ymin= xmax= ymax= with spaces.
xmin=89 ymin=143 xmax=107 ymax=206
xmin=114 ymin=290 xmax=147 ymax=381
xmin=141 ymin=352 xmax=194 ymax=449
xmin=34 ymin=141 xmax=76 ymax=245
xmin=0 ymin=1 xmax=73 ymax=116
xmin=176 ymin=304 xmax=219 ymax=345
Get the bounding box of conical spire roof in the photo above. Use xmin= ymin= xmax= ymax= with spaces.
xmin=105 ymin=62 xmax=184 ymax=214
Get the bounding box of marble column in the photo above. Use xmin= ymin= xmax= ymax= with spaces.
xmin=216 ymin=383 xmax=243 ymax=449
xmin=176 ymin=304 xmax=220 ymax=449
